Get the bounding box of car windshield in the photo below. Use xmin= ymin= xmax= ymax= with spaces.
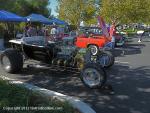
xmin=79 ymin=27 xmax=103 ymax=35
xmin=87 ymin=28 xmax=102 ymax=35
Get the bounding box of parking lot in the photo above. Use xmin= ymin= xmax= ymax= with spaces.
xmin=0 ymin=37 xmax=150 ymax=113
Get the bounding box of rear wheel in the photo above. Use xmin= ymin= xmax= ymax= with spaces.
xmin=0 ymin=48 xmax=23 ymax=73
xmin=80 ymin=63 xmax=106 ymax=88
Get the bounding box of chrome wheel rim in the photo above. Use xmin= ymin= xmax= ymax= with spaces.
xmin=90 ymin=46 xmax=98 ymax=55
xmin=2 ymin=56 xmax=11 ymax=70
xmin=82 ymin=68 xmax=101 ymax=87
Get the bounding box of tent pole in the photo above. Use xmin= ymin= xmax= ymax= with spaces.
xmin=13 ymin=22 xmax=15 ymax=39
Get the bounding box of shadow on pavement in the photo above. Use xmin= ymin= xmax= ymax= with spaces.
xmin=113 ymin=43 xmax=145 ymax=57
xmin=12 ymin=62 xmax=150 ymax=113
xmin=98 ymin=64 xmax=150 ymax=113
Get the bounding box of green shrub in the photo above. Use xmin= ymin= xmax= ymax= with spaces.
xmin=0 ymin=80 xmax=79 ymax=113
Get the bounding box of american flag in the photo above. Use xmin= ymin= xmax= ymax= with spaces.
xmin=97 ymin=16 xmax=110 ymax=37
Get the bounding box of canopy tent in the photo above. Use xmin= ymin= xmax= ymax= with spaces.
xmin=49 ymin=18 xmax=68 ymax=25
xmin=0 ymin=10 xmax=26 ymax=22
xmin=26 ymin=13 xmax=52 ymax=24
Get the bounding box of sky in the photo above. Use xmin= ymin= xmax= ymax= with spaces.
xmin=48 ymin=0 xmax=58 ymax=17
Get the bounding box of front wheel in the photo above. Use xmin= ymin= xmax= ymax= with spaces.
xmin=97 ymin=51 xmax=115 ymax=68
xmin=80 ymin=63 xmax=107 ymax=88
xmin=84 ymin=49 xmax=115 ymax=68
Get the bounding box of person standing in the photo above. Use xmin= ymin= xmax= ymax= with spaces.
xmin=23 ymin=24 xmax=29 ymax=37
xmin=109 ymin=23 xmax=116 ymax=49
xmin=50 ymin=26 xmax=57 ymax=41
xmin=137 ymin=30 xmax=144 ymax=42
xmin=27 ymin=25 xmax=37 ymax=37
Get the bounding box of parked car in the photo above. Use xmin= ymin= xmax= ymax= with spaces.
xmin=114 ymin=32 xmax=126 ymax=46
xmin=142 ymin=30 xmax=150 ymax=38
xmin=0 ymin=36 xmax=114 ymax=89
xmin=76 ymin=27 xmax=125 ymax=55
xmin=75 ymin=27 xmax=111 ymax=55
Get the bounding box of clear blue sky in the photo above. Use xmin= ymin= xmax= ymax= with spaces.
xmin=48 ymin=0 xmax=58 ymax=16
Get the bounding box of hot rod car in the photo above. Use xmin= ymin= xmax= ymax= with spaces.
xmin=0 ymin=36 xmax=114 ymax=88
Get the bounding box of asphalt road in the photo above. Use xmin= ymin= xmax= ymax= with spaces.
xmin=0 ymin=37 xmax=150 ymax=113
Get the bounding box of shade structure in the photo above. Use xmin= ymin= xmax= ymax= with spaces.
xmin=0 ymin=10 xmax=26 ymax=22
xmin=49 ymin=18 xmax=68 ymax=25
xmin=26 ymin=13 xmax=52 ymax=24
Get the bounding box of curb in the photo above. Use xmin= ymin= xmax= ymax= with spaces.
xmin=0 ymin=75 xmax=96 ymax=113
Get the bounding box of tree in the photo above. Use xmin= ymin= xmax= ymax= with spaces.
xmin=57 ymin=0 xmax=97 ymax=28
xmin=25 ymin=0 xmax=51 ymax=16
xmin=0 ymin=0 xmax=51 ymax=16
xmin=100 ymin=0 xmax=150 ymax=24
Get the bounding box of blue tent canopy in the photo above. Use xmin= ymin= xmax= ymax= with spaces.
xmin=49 ymin=18 xmax=68 ymax=25
xmin=26 ymin=13 xmax=52 ymax=24
xmin=0 ymin=10 xmax=26 ymax=22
